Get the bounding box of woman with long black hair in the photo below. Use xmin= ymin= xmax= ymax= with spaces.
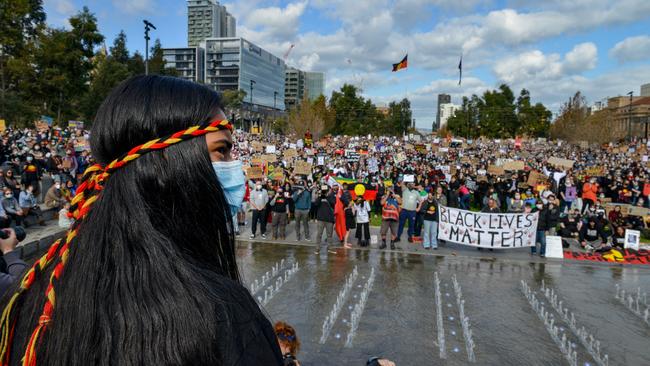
xmin=0 ymin=75 xmax=283 ymax=365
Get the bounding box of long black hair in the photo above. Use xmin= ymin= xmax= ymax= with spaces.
xmin=3 ymin=75 xmax=245 ymax=365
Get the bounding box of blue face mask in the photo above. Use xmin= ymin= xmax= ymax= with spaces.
xmin=212 ymin=160 xmax=246 ymax=216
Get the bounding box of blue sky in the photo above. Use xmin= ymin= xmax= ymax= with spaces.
xmin=45 ymin=0 xmax=650 ymax=129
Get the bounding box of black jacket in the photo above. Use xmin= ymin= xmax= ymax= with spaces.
xmin=0 ymin=250 xmax=27 ymax=299
xmin=314 ymin=192 xmax=336 ymax=223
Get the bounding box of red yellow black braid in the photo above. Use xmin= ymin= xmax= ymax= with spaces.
xmin=0 ymin=119 xmax=232 ymax=366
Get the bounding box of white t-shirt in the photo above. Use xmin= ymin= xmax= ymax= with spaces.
xmin=354 ymin=201 xmax=371 ymax=224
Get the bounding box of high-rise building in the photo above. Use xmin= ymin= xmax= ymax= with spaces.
xmin=305 ymin=72 xmax=325 ymax=100
xmin=438 ymin=103 xmax=459 ymax=130
xmin=435 ymin=94 xmax=451 ymax=130
xmin=642 ymin=83 xmax=650 ymax=97
xmin=285 ymin=67 xmax=305 ymax=110
xmin=162 ymin=47 xmax=205 ymax=83
xmin=202 ymin=37 xmax=285 ymax=110
xmin=187 ymin=0 xmax=236 ymax=47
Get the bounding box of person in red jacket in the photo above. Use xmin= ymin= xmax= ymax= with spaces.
xmin=581 ymin=177 xmax=598 ymax=214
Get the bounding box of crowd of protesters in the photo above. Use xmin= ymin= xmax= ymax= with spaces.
xmin=233 ymin=131 xmax=650 ymax=257
xmin=0 ymin=126 xmax=90 ymax=229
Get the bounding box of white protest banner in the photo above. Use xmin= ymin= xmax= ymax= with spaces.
xmin=625 ymin=229 xmax=640 ymax=251
xmin=437 ymin=206 xmax=539 ymax=248
xmin=393 ymin=152 xmax=407 ymax=164
xmin=317 ymin=156 xmax=325 ymax=166
xmin=265 ymin=145 xmax=276 ymax=154
xmin=545 ymin=236 xmax=564 ymax=259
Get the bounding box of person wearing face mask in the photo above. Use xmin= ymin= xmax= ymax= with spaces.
xmin=508 ymin=192 xmax=525 ymax=213
xmin=292 ymin=181 xmax=312 ymax=242
xmin=559 ymin=208 xmax=582 ymax=239
xmin=249 ymin=180 xmax=269 ymax=239
xmin=2 ymin=169 xmax=19 ymax=199
xmin=420 ymin=192 xmax=440 ymax=250
xmin=270 ymin=188 xmax=290 ymax=240
xmin=0 ymin=76 xmax=282 ymax=365
xmin=62 ymin=148 xmax=78 ymax=180
xmin=581 ymin=177 xmax=598 ymax=215
xmin=18 ymin=184 xmax=45 ymax=226
xmin=1 ymin=188 xmax=23 ymax=226
xmin=532 ymin=200 xmax=549 ymax=257
xmin=20 ymin=154 xmax=41 ymax=198
xmin=44 ymin=181 xmax=66 ymax=210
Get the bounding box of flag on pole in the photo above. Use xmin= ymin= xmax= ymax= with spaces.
xmin=458 ymin=55 xmax=463 ymax=86
xmin=392 ymin=54 xmax=408 ymax=72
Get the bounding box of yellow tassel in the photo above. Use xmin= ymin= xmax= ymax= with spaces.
xmin=0 ymin=292 xmax=20 ymax=361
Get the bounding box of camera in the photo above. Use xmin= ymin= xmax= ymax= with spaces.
xmin=0 ymin=227 xmax=26 ymax=242
xmin=283 ymin=354 xmax=298 ymax=366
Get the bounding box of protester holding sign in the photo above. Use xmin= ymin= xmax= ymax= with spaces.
xmin=249 ymin=181 xmax=269 ymax=239
xmin=397 ymin=181 xmax=419 ymax=243
xmin=420 ymin=192 xmax=439 ymax=250
xmin=292 ymin=181 xmax=312 ymax=241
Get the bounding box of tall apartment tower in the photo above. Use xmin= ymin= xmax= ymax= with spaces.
xmin=187 ymin=0 xmax=236 ymax=47
xmin=435 ymin=93 xmax=451 ymax=130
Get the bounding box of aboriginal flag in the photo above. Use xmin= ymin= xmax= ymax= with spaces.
xmin=392 ymin=54 xmax=408 ymax=72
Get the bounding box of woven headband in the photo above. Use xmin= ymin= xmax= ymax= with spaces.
xmin=0 ymin=119 xmax=232 ymax=366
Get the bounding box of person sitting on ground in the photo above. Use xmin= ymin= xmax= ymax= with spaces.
xmin=579 ymin=218 xmax=608 ymax=251
xmin=18 ymin=184 xmax=45 ymax=226
xmin=58 ymin=201 xmax=74 ymax=229
xmin=44 ymin=180 xmax=66 ymax=210
xmin=611 ymin=225 xmax=626 ymax=250
xmin=274 ymin=321 xmax=301 ymax=366
xmin=2 ymin=187 xmax=23 ymax=226
xmin=608 ymin=205 xmax=627 ymax=231
xmin=559 ymin=208 xmax=581 ymax=238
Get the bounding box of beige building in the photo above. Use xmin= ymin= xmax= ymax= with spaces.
xmin=607 ymin=96 xmax=650 ymax=138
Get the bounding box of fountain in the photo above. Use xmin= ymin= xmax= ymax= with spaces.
xmin=521 ymin=281 xmax=578 ymax=366
xmin=452 ymin=274 xmax=476 ymax=362
xmin=614 ymin=284 xmax=650 ymax=326
xmin=345 ymin=268 xmax=376 ymax=347
xmin=262 ymin=261 xmax=300 ymax=306
xmin=540 ymin=281 xmax=609 ymax=366
xmin=248 ymin=258 xmax=292 ymax=296
xmin=434 ymin=272 xmax=447 ymax=359
xmin=320 ymin=266 xmax=359 ymax=344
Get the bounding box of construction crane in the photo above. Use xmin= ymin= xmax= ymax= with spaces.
xmin=283 ymin=44 xmax=295 ymax=61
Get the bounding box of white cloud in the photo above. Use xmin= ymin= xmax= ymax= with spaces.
xmin=493 ymin=43 xmax=597 ymax=85
xmin=246 ymin=1 xmax=307 ymax=40
xmin=609 ymin=35 xmax=650 ymax=63
xmin=111 ymin=0 xmax=156 ymax=15
xmin=47 ymin=0 xmax=75 ymax=15
xmin=298 ymin=53 xmax=320 ymax=71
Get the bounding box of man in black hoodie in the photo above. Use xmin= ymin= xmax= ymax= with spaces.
xmin=579 ymin=218 xmax=608 ymax=251
xmin=532 ymin=201 xmax=549 ymax=257
xmin=312 ymin=184 xmax=337 ymax=252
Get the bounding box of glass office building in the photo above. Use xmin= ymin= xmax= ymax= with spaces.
xmin=162 ymin=47 xmax=204 ymax=83
xmin=202 ymin=37 xmax=285 ymax=110
xmin=305 ymin=71 xmax=325 ymax=100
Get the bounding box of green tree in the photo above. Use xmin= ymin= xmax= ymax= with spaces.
xmin=550 ymin=91 xmax=589 ymax=141
xmin=128 ymin=51 xmax=145 ymax=75
xmin=516 ymin=89 xmax=552 ymax=137
xmin=34 ymin=7 xmax=104 ymax=125
xmin=147 ymin=39 xmax=177 ymax=76
xmin=0 ymin=0 xmax=47 ymax=125
xmin=329 ymin=84 xmax=381 ymax=135
xmin=384 ymin=98 xmax=412 ymax=135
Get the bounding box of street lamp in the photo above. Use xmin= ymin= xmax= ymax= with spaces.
xmin=627 ymin=91 xmax=633 ymax=141
xmin=143 ymin=20 xmax=156 ymax=75
xmin=250 ymin=80 xmax=255 ymax=105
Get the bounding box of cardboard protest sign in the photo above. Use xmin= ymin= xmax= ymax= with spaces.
xmin=252 ymin=141 xmax=264 ymax=151
xmin=584 ymin=166 xmax=605 ymax=176
xmin=284 ymin=148 xmax=298 ymax=160
xmin=268 ymin=167 xmax=284 ymax=181
xmin=262 ymin=154 xmax=277 ymax=163
xmin=503 ymin=160 xmax=525 ymax=171
xmin=0 ymin=119 xmax=5 ymax=132
xmin=437 ymin=206 xmax=539 ymax=248
xmin=246 ymin=166 xmax=264 ymax=179
xmin=317 ymin=156 xmax=325 ymax=166
xmin=394 ymin=152 xmax=407 ymax=164
xmin=487 ymin=165 xmax=506 ymax=176
xmin=265 ymin=145 xmax=276 ymax=154
xmin=527 ymin=170 xmax=545 ymax=187
xmin=405 ymin=143 xmax=414 ymax=151
xmin=68 ymin=120 xmax=84 ymax=129
xmin=250 ymin=156 xmax=263 ymax=165
xmin=548 ymin=157 xmax=574 ymax=169
xmin=628 ymin=206 xmax=650 ymax=217
xmin=579 ymin=141 xmax=589 ymax=149
xmin=294 ymin=161 xmax=312 ymax=176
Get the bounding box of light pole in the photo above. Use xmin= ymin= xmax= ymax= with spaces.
xmin=249 ymin=80 xmax=255 ymax=104
xmin=143 ymin=20 xmax=156 ymax=75
xmin=627 ymin=91 xmax=633 ymax=141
